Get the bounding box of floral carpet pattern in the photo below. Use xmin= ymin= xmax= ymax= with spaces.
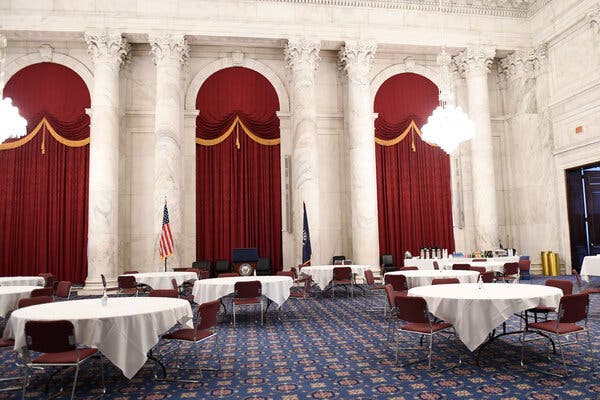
xmin=0 ymin=276 xmax=598 ymax=399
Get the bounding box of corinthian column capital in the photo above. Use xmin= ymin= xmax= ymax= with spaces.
xmin=454 ymin=46 xmax=496 ymax=78
xmin=84 ymin=31 xmax=129 ymax=66
xmin=148 ymin=33 xmax=189 ymax=66
xmin=499 ymin=44 xmax=548 ymax=81
xmin=338 ymin=40 xmax=377 ymax=85
xmin=284 ymin=38 xmax=321 ymax=73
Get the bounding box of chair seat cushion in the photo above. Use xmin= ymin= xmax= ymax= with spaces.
xmin=0 ymin=338 xmax=14 ymax=348
xmin=120 ymin=288 xmax=138 ymax=295
xmin=528 ymin=321 xmax=584 ymax=334
xmin=400 ymin=322 xmax=452 ymax=334
xmin=163 ymin=328 xmax=215 ymax=342
xmin=528 ymin=306 xmax=555 ymax=313
xmin=32 ymin=348 xmax=98 ymax=364
xmin=233 ymin=298 xmax=261 ymax=305
xmin=369 ymin=285 xmax=386 ymax=291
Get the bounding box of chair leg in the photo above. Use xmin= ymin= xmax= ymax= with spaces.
xmin=99 ymin=353 xmax=105 ymax=395
xmin=260 ymin=301 xmax=263 ymax=326
xmin=557 ymin=336 xmax=568 ymax=377
xmin=70 ymin=364 xmax=80 ymax=400
xmin=427 ymin=334 xmax=433 ymax=370
xmin=194 ymin=340 xmax=204 ymax=379
xmin=21 ymin=365 xmax=29 ymax=400
xmin=233 ymin=304 xmax=236 ymax=326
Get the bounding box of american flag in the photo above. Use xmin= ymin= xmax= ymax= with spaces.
xmin=159 ymin=202 xmax=174 ymax=260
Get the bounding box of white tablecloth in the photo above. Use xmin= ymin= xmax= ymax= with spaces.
xmin=0 ymin=286 xmax=39 ymax=317
xmin=123 ymin=271 xmax=197 ymax=290
xmin=3 ymin=297 xmax=192 ymax=379
xmin=192 ymin=275 xmax=293 ymax=307
xmin=299 ymin=265 xmax=370 ymax=290
xmin=386 ymin=270 xmax=479 ymax=289
xmin=442 ymin=260 xmax=506 ymax=273
xmin=408 ymin=283 xmax=562 ymax=351
xmin=580 ymin=255 xmax=600 ymax=282
xmin=0 ymin=276 xmax=45 ymax=287
xmin=404 ymin=257 xmax=520 ymax=270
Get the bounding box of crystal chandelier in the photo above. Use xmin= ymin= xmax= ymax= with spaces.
xmin=0 ymin=34 xmax=27 ymax=144
xmin=421 ymin=1 xmax=475 ymax=154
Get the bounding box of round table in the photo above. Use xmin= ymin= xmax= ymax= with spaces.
xmin=408 ymin=283 xmax=562 ymax=351
xmin=122 ymin=271 xmax=197 ymax=290
xmin=192 ymin=275 xmax=293 ymax=307
xmin=3 ymin=297 xmax=192 ymax=379
xmin=299 ymin=265 xmax=370 ymax=290
xmin=386 ymin=269 xmax=479 ymax=288
xmin=0 ymin=286 xmax=40 ymax=317
xmin=0 ymin=276 xmax=45 ymax=287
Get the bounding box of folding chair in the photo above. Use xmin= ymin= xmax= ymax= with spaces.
xmin=233 ymin=281 xmax=263 ymax=326
xmin=431 ymin=278 xmax=460 ymax=285
xmin=331 ymin=266 xmax=353 ymax=298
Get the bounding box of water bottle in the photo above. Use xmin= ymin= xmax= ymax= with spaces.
xmin=101 ymin=290 xmax=108 ymax=306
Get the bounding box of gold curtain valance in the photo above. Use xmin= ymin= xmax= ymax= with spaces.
xmin=375 ymin=120 xmax=439 ymax=152
xmin=0 ymin=117 xmax=90 ymax=153
xmin=196 ymin=115 xmax=280 ymax=148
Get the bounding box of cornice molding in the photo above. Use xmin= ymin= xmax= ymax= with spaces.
xmin=257 ymin=0 xmax=553 ymax=18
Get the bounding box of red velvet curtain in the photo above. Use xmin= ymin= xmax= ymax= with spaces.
xmin=0 ymin=62 xmax=90 ymax=283
xmin=196 ymin=67 xmax=282 ymax=272
xmin=374 ymin=73 xmax=454 ymax=264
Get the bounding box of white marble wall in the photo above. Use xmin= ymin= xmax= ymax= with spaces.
xmin=3 ymin=0 xmax=600 ymax=277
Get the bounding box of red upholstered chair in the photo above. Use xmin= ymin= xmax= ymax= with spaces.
xmin=384 ymin=274 xmax=408 ymax=293
xmin=364 ymin=269 xmax=386 ymax=293
xmin=157 ymin=299 xmax=221 ymax=382
xmin=431 ymin=278 xmax=460 ymax=285
xmin=451 ymin=264 xmax=471 ymax=271
xmin=433 ymin=261 xmax=440 ymax=270
xmin=172 ymin=278 xmax=194 ymax=301
xmin=470 ymin=266 xmax=486 ymax=275
xmin=18 ymin=295 xmax=53 ymax=309
xmin=217 ymin=272 xmax=238 ymax=278
xmin=521 ymin=292 xmax=594 ymax=377
xmin=398 ymin=266 xmax=418 ymax=271
xmin=54 ymin=281 xmax=72 ymax=300
xmin=30 ymin=287 xmax=54 ymax=298
xmin=233 ymin=281 xmax=263 ymax=326
xmin=331 ymin=266 xmax=353 ymax=298
xmin=117 ymin=275 xmax=138 ymax=296
xmin=100 ymin=274 xmax=119 ymax=292
xmin=496 ymin=262 xmax=520 ymax=283
xmin=21 ymin=320 xmax=104 ymax=399
xmin=149 ymin=289 xmax=179 ymax=298
xmin=173 ymin=267 xmax=189 ymax=272
xmin=480 ymin=271 xmax=495 ymax=283
xmin=472 ymin=258 xmax=487 ymax=262
xmin=525 ymin=279 xmax=573 ymax=323
xmin=572 ymin=269 xmax=600 ymax=297
xmin=38 ymin=273 xmax=55 ymax=288
xmin=393 ymin=296 xmax=460 ymax=370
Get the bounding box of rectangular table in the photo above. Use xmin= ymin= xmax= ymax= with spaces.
xmin=192 ymin=275 xmax=293 ymax=307
xmin=404 ymin=257 xmax=520 ymax=270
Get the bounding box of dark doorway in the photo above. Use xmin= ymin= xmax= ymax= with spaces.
xmin=566 ymin=163 xmax=600 ymax=270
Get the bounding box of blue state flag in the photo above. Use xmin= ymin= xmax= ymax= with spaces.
xmin=302 ymin=202 xmax=312 ymax=266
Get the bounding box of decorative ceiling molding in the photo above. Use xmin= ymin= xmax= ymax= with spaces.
xmin=258 ymin=0 xmax=553 ymax=18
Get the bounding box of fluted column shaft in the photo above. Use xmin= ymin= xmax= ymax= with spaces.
xmin=457 ymin=46 xmax=499 ymax=250
xmin=284 ymin=39 xmax=321 ymax=265
xmin=84 ymin=32 xmax=129 ymax=287
xmin=339 ymin=41 xmax=379 ymax=267
xmin=149 ymin=34 xmax=189 ymax=269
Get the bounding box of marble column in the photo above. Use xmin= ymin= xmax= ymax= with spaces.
xmin=339 ymin=40 xmax=379 ymax=268
xmin=84 ymin=32 xmax=129 ymax=288
xmin=499 ymin=45 xmax=556 ymax=269
xmin=455 ymin=46 xmax=499 ymax=251
xmin=148 ymin=33 xmax=189 ymax=270
xmin=284 ymin=38 xmax=322 ymax=265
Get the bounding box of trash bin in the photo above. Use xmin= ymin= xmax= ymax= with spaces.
xmin=540 ymin=251 xmax=551 ymax=275
xmin=548 ymin=252 xmax=560 ymax=276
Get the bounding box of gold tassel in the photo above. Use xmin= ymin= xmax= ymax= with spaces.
xmin=41 ymin=123 xmax=46 ymax=154
xmin=411 ymin=127 xmax=416 ymax=152
xmin=235 ymin=123 xmax=240 ymax=149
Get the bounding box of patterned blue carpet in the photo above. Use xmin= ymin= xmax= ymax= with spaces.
xmin=0 ymin=276 xmax=599 ymax=399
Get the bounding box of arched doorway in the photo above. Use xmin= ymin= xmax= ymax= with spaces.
xmin=0 ymin=62 xmax=91 ymax=283
xmin=195 ymin=66 xmax=282 ymax=274
xmin=374 ymin=72 xmax=454 ymax=265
